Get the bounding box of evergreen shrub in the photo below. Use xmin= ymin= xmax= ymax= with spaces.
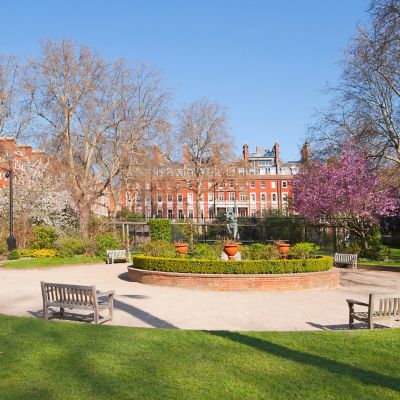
xmin=149 ymin=219 xmax=171 ymax=242
xmin=132 ymin=255 xmax=333 ymax=274
xmin=141 ymin=240 xmax=176 ymax=258
xmin=58 ymin=237 xmax=87 ymax=257
xmin=95 ymin=234 xmax=121 ymax=257
xmin=30 ymin=226 xmax=58 ymax=249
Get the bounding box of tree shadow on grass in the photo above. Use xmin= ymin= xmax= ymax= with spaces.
xmin=208 ymin=331 xmax=400 ymax=393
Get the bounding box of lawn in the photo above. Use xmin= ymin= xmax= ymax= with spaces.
xmin=0 ymin=256 xmax=103 ymax=269
xmin=359 ymin=248 xmax=400 ymax=267
xmin=0 ymin=315 xmax=399 ymax=399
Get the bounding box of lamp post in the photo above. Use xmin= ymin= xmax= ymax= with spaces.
xmin=5 ymin=161 xmax=16 ymax=251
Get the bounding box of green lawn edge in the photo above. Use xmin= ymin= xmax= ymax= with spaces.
xmin=0 ymin=256 xmax=104 ymax=269
xmin=0 ymin=314 xmax=399 ymax=400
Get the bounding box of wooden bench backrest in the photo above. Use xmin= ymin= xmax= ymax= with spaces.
xmin=334 ymin=253 xmax=357 ymax=263
xmin=106 ymin=250 xmax=126 ymax=258
xmin=41 ymin=282 xmax=96 ymax=307
xmin=370 ymin=293 xmax=400 ymax=318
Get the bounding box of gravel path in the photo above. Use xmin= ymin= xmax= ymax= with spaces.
xmin=1 ymin=263 xmax=399 ymax=331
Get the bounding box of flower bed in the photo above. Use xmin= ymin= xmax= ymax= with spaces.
xmin=131 ymin=255 xmax=333 ymax=274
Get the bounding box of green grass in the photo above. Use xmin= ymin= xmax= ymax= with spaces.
xmin=0 ymin=256 xmax=103 ymax=269
xmin=0 ymin=315 xmax=399 ymax=399
xmin=359 ymin=248 xmax=400 ymax=266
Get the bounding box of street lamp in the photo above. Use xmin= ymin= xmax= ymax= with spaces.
xmin=4 ymin=161 xmax=16 ymax=251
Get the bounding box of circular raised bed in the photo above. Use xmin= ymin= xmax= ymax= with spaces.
xmin=127 ymin=255 xmax=338 ymax=291
xmin=127 ymin=267 xmax=339 ymax=291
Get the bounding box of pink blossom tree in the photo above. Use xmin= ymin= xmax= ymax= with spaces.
xmin=293 ymin=143 xmax=399 ymax=251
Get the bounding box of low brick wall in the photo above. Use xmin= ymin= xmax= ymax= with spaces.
xmin=127 ymin=267 xmax=339 ymax=291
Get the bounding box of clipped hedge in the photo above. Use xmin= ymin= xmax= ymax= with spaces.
xmin=132 ymin=255 xmax=333 ymax=274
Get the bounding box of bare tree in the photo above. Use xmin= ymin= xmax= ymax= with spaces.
xmin=24 ymin=39 xmax=169 ymax=236
xmin=309 ymin=0 xmax=400 ymax=167
xmin=0 ymin=55 xmax=30 ymax=140
xmin=176 ymin=99 xmax=235 ymax=220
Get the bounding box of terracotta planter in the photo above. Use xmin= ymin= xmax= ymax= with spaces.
xmin=224 ymin=243 xmax=238 ymax=260
xmin=175 ymin=243 xmax=188 ymax=255
xmin=277 ymin=243 xmax=290 ymax=260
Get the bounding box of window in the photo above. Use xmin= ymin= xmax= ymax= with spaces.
xmin=187 ymin=193 xmax=193 ymax=204
xmin=229 ymin=192 xmax=235 ymax=201
xmin=188 ymin=209 xmax=194 ymax=219
xmin=261 ymin=181 xmax=266 ymax=188
xmin=240 ymin=192 xmax=246 ymax=202
xmin=145 ymin=183 xmax=150 ymax=189
xmin=249 ymin=169 xmax=255 ymax=175
xmin=239 ymin=168 xmax=245 ymax=176
xmin=218 ymin=192 xmax=224 ymax=202
xmin=271 ymin=181 xmax=276 ymax=189
xmin=167 ymin=193 xmax=173 ymax=202
xmin=272 ymin=193 xmax=277 ymax=202
xmin=259 ymin=168 xmax=266 ymax=175
xmin=208 ymin=193 xmax=214 ymax=202
xmin=177 ymin=193 xmax=183 ymax=203
xmin=168 ymin=209 xmax=173 ymax=219
xmin=178 ymin=209 xmax=184 ymax=219
xmin=282 ymin=181 xmax=287 ymax=188
xmin=259 ymin=160 xmax=272 ymax=166
xmin=261 ymin=193 xmax=266 ymax=202
xmin=250 ymin=181 xmax=255 ymax=188
xmin=229 ymin=180 xmax=234 ymax=188
xmin=250 ymin=209 xmax=257 ymax=218
xmin=282 ymin=193 xmax=288 ymax=202
xmin=250 ymin=193 xmax=256 ymax=202
xmin=157 ymin=181 xmax=162 ymax=189
xmin=188 ymin=182 xmax=193 ymax=189
xmin=157 ymin=210 xmax=163 ymax=218
xmin=157 ymin=193 xmax=162 ymax=203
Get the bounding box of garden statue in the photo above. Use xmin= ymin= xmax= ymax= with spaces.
xmin=225 ymin=208 xmax=238 ymax=241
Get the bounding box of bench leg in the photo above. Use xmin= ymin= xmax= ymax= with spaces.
xmin=368 ymin=315 xmax=374 ymax=329
xmin=94 ymin=309 xmax=100 ymax=325
xmin=348 ymin=304 xmax=354 ymax=329
xmin=109 ymin=298 xmax=114 ymax=322
xmin=43 ymin=306 xmax=49 ymax=320
xmin=60 ymin=307 xmax=64 ymax=318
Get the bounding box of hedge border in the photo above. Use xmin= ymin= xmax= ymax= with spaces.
xmin=132 ymin=255 xmax=333 ymax=274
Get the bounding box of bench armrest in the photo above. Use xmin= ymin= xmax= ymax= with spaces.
xmin=97 ymin=290 xmax=115 ymax=298
xmin=346 ymin=299 xmax=369 ymax=307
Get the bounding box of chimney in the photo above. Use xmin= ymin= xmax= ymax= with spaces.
xmin=243 ymin=144 xmax=248 ymax=165
xmin=301 ymin=141 xmax=311 ymax=163
xmin=153 ymin=145 xmax=161 ymax=165
xmin=273 ymin=142 xmax=280 ymax=167
xmin=183 ymin=145 xmax=189 ymax=165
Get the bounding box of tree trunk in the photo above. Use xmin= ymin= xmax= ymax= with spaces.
xmin=78 ymin=200 xmax=91 ymax=238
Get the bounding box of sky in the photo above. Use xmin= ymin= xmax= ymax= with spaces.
xmin=0 ymin=0 xmax=369 ymax=161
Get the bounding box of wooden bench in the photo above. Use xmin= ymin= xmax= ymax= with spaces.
xmin=41 ymin=282 xmax=115 ymax=325
xmin=334 ymin=253 xmax=357 ymax=269
xmin=347 ymin=293 xmax=400 ymax=329
xmin=106 ymin=249 xmax=127 ymax=264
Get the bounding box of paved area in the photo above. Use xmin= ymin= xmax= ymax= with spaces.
xmin=1 ymin=263 xmax=399 ymax=331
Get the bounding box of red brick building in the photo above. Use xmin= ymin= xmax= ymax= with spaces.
xmin=122 ymin=142 xmax=310 ymax=220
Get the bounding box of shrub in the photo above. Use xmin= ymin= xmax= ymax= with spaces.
xmin=7 ymin=249 xmax=20 ymax=260
xmin=95 ymin=234 xmax=121 ymax=257
xmin=240 ymin=243 xmax=281 ymax=260
xmin=132 ymin=255 xmax=333 ymax=274
xmin=0 ymin=239 xmax=7 ymax=257
xmin=58 ymin=237 xmax=87 ymax=257
xmin=32 ymin=249 xmax=58 ymax=258
xmin=344 ymin=243 xmax=361 ymax=256
xmin=141 ymin=240 xmax=176 ymax=258
xmin=149 ymin=219 xmax=171 ymax=242
xmin=365 ymin=245 xmax=391 ymax=261
xmin=289 ymin=242 xmax=320 ymax=259
xmin=191 ymin=243 xmax=221 ymax=260
xmin=30 ymin=226 xmax=58 ymax=249
xmin=18 ymin=249 xmax=35 ymax=258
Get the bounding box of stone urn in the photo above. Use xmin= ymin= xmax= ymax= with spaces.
xmin=175 ymin=243 xmax=188 ymax=255
xmin=223 ymin=243 xmax=239 ymax=260
xmin=276 ymin=241 xmax=290 ymax=260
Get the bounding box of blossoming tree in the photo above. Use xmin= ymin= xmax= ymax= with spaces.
xmin=293 ymin=143 xmax=399 ymax=251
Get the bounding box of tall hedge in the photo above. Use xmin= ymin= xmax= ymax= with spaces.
xmin=149 ymin=219 xmax=171 ymax=242
xmin=132 ymin=255 xmax=333 ymax=274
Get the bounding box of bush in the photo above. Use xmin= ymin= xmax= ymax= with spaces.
xmin=30 ymin=226 xmax=58 ymax=249
xmin=32 ymin=249 xmax=58 ymax=258
xmin=116 ymin=208 xmax=144 ymax=222
xmin=241 ymin=243 xmax=281 ymax=260
xmin=7 ymin=249 xmax=20 ymax=260
xmin=191 ymin=243 xmax=221 ymax=260
xmin=141 ymin=240 xmax=176 ymax=258
xmin=18 ymin=249 xmax=35 ymax=258
xmin=365 ymin=245 xmax=391 ymax=261
xmin=149 ymin=219 xmax=171 ymax=242
xmin=344 ymin=243 xmax=361 ymax=256
xmin=95 ymin=234 xmax=121 ymax=258
xmin=0 ymin=239 xmax=7 ymax=257
xmin=289 ymin=242 xmax=320 ymax=259
xmin=58 ymin=237 xmax=87 ymax=257
xmin=132 ymin=255 xmax=333 ymax=274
